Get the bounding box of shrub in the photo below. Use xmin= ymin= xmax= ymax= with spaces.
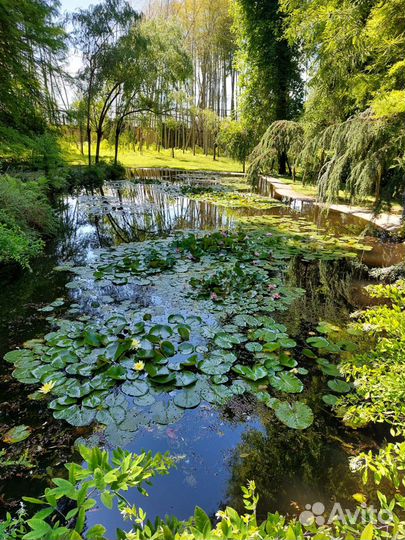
xmin=0 ymin=176 xmax=56 ymax=268
xmin=66 ymin=161 xmax=126 ymax=191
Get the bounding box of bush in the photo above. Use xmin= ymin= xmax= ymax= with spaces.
xmin=66 ymin=161 xmax=126 ymax=191
xmin=0 ymin=125 xmax=62 ymax=173
xmin=0 ymin=176 xmax=56 ymax=268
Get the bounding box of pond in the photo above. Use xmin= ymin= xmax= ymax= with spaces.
xmin=0 ymin=174 xmax=397 ymax=536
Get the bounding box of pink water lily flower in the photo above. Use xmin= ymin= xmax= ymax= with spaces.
xmin=210 ymin=292 xmax=218 ymax=301
xmin=268 ymin=284 xmax=277 ymax=290
xmin=273 ymin=293 xmax=282 ymax=300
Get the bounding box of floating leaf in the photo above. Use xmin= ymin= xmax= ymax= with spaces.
xmin=121 ymin=381 xmax=149 ymax=397
xmin=270 ymin=372 xmax=303 ymax=394
xmin=327 ymin=379 xmax=351 ymax=393
xmin=175 ymin=372 xmax=198 ymax=387
xmin=322 ymin=394 xmax=339 ymax=406
xmin=174 ymin=388 xmax=201 ymax=409
xmin=3 ymin=425 xmax=31 ymax=444
xmin=274 ymin=401 xmax=314 ymax=430
xmin=150 ymin=401 xmax=184 ymax=424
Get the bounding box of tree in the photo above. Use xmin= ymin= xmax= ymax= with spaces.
xmin=278 ymin=0 xmax=405 ymax=209
xmin=0 ymin=0 xmax=66 ymax=132
xmin=232 ymin=0 xmax=304 ymax=139
xmin=71 ymin=0 xmax=137 ymax=165
xmin=248 ymin=120 xmax=304 ymax=182
xmin=110 ymin=17 xmax=192 ymax=164
xmin=217 ymin=120 xmax=254 ymax=173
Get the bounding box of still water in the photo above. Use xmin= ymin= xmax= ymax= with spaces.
xmin=0 ymin=176 xmax=395 ymax=535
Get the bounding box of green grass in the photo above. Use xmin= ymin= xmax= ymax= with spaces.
xmin=62 ymin=141 xmax=243 ymax=173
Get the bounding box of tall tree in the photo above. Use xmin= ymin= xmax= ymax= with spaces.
xmin=71 ymin=0 xmax=137 ymax=165
xmin=232 ymin=0 xmax=304 ymax=160
xmin=0 ymin=0 xmax=66 ymax=132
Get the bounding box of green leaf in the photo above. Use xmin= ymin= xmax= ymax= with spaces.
xmin=360 ymin=523 xmax=374 ymax=540
xmin=160 ymin=341 xmax=176 ymax=357
xmin=175 ymin=371 xmax=198 ymax=387
xmin=322 ymin=394 xmax=339 ymax=406
xmin=87 ymin=525 xmax=107 ymax=540
xmin=100 ymin=490 xmax=114 ymax=510
xmin=121 ymin=381 xmax=149 ymax=397
xmin=194 ymin=506 xmax=211 ymax=536
xmin=270 ymin=372 xmax=303 ymax=394
xmin=3 ymin=424 xmax=31 ymax=444
xmin=245 ymin=342 xmax=263 ymax=353
xmin=174 ymin=388 xmax=201 ymax=409
xmin=327 ymin=379 xmax=351 ymax=393
xmin=150 ymin=401 xmax=184 ymax=424
xmin=150 ymin=324 xmax=173 ymax=339
xmin=274 ymin=401 xmax=314 ymax=430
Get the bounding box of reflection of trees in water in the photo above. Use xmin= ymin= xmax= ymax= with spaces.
xmin=224 ymin=397 xmax=361 ymax=520
xmin=281 ymin=257 xmax=367 ymax=337
xmin=104 ymin=184 xmax=232 ymax=240
xmin=55 ymin=185 xmax=234 ymax=260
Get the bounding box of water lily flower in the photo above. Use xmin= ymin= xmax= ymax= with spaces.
xmin=39 ymin=380 xmax=56 ymax=394
xmin=266 ymin=232 xmax=273 ymax=237
xmin=273 ymin=293 xmax=282 ymax=300
xmin=130 ymin=338 xmax=141 ymax=351
xmin=268 ymin=284 xmax=277 ymax=290
xmin=210 ymin=292 xmax=218 ymax=301
xmin=133 ymin=361 xmax=145 ymax=371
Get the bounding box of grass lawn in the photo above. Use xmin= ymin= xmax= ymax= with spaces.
xmin=62 ymin=142 xmax=243 ymax=173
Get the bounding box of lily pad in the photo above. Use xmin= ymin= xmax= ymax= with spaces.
xmin=150 ymin=401 xmax=184 ymax=424
xmin=174 ymin=388 xmax=201 ymax=409
xmin=3 ymin=425 xmax=31 ymax=444
xmin=274 ymin=401 xmax=314 ymax=430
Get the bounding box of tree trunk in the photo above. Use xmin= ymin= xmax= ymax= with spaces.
xmin=278 ymin=152 xmax=287 ymax=175
xmin=114 ymin=123 xmax=122 ymax=165
xmin=95 ymin=129 xmax=102 ymax=164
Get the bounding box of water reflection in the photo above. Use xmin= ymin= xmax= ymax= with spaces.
xmin=225 ymin=404 xmax=361 ymax=520
xmin=0 ymin=175 xmax=391 ymax=523
xmin=255 ymin=176 xmax=405 ymax=267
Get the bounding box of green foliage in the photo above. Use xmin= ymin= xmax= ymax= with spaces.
xmin=231 ymin=0 xmax=304 ymax=138
xmin=0 ymin=445 xmax=171 ymax=540
xmin=248 ymin=120 xmax=304 ymax=181
xmin=0 ymin=175 xmax=56 ymax=268
xmin=0 ymin=451 xmax=394 ymax=539
xmin=0 ymin=126 xmax=62 ymax=173
xmin=217 ymin=120 xmax=254 ymax=171
xmin=333 ymin=280 xmax=405 ymax=435
xmin=66 ymin=162 xmax=126 ymax=191
xmin=273 ymin=0 xmax=405 ymax=207
xmin=0 ymin=0 xmax=65 ymax=132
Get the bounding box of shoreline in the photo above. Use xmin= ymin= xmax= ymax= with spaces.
xmin=263 ymin=176 xmax=403 ymax=232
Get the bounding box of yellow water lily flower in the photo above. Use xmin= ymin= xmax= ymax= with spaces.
xmin=39 ymin=380 xmax=56 ymax=394
xmin=130 ymin=338 xmax=141 ymax=351
xmin=133 ymin=361 xmax=145 ymax=371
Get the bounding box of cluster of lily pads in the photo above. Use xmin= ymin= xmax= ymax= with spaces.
xmin=5 ymin=308 xmax=322 ymax=432
xmin=180 ymin=183 xmax=284 ymax=210
xmin=7 ymin=209 xmax=363 ymax=438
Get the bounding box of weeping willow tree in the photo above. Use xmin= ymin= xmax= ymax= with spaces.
xmin=300 ymin=110 xmax=405 ymax=208
xmin=247 ymin=120 xmax=304 ymax=184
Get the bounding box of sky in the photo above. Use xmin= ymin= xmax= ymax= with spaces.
xmin=59 ymin=0 xmax=148 ymax=103
xmin=59 ymin=0 xmax=147 ymax=14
